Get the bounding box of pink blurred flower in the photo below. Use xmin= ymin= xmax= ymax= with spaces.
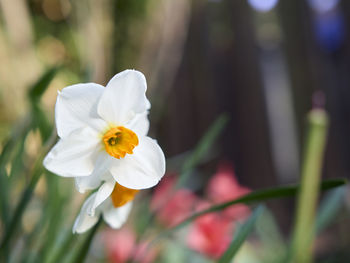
xmin=104 ymin=228 xmax=135 ymax=263
xmin=187 ymin=162 xmax=252 ymax=259
xmin=187 ymin=211 xmax=233 ymax=259
xmin=133 ymin=241 xmax=158 ymax=263
xmin=207 ymin=162 xmax=251 ymax=220
xmin=150 ymin=175 xmax=176 ymax=210
xmin=103 ymin=227 xmax=157 ymax=263
xmin=149 ymin=163 xmax=251 ymax=259
xmin=151 ymin=175 xmax=197 ymax=227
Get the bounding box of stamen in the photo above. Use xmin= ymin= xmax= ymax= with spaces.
xmin=103 ymin=126 xmax=138 ymax=159
xmin=111 ymin=182 xmax=139 ymax=207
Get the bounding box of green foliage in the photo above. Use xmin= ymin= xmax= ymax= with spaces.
xmin=218 ymin=206 xmax=265 ymax=263
xmin=0 ymin=68 xmax=58 ymax=262
xmin=176 ymin=113 xmax=229 ymax=188
xmin=0 ymin=66 xmax=348 ymax=263
xmin=291 ymin=109 xmax=329 ymax=263
xmin=316 ymin=187 xmax=346 ymax=234
xmin=69 ymin=217 xmax=102 ymax=263
xmin=172 ymin=178 xmax=346 ymax=232
xmin=29 ymin=67 xmax=60 ymax=103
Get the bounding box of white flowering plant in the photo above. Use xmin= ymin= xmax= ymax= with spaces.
xmin=0 ymin=68 xmax=347 ymax=263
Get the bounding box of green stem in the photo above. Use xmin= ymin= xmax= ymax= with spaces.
xmin=0 ymin=128 xmax=56 ymax=259
xmin=0 ymin=116 xmax=32 ymax=228
xmin=291 ymin=109 xmax=329 ymax=263
xmin=70 ymin=216 xmax=103 ymax=263
xmin=0 ymin=161 xmax=43 ymax=257
xmin=145 ymin=179 xmax=344 ymax=252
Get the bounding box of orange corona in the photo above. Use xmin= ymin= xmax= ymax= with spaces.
xmin=102 ymin=126 xmax=138 ymax=159
xmin=111 ymin=182 xmax=139 ymax=207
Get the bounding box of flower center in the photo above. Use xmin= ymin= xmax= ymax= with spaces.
xmin=111 ymin=182 xmax=139 ymax=207
xmin=102 ymin=126 xmax=138 ymax=159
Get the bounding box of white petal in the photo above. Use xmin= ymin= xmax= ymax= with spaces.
xmin=89 ymin=180 xmax=115 ymax=216
xmin=124 ymin=111 xmax=150 ymax=137
xmin=73 ymin=193 xmax=100 ymax=234
xmin=56 ymin=83 xmax=107 ymax=138
xmin=102 ymin=200 xmax=133 ymax=229
xmin=43 ymin=128 xmax=100 ymax=177
xmin=97 ymin=70 xmax=150 ymax=125
xmin=74 ymin=174 xmax=101 ymax=194
xmin=74 ymin=152 xmax=114 ymax=193
xmin=109 ymin=136 xmax=166 ymax=190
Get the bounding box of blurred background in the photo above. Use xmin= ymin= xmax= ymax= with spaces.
xmin=1 ymin=0 xmax=350 ymax=262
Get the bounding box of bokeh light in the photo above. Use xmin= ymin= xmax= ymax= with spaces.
xmin=308 ymin=0 xmax=340 ymax=13
xmin=248 ymin=0 xmax=279 ymax=12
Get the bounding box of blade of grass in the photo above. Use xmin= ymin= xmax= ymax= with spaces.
xmin=176 ymin=113 xmax=229 ymax=188
xmin=0 ymin=116 xmax=32 ymax=167
xmin=46 ymin=228 xmax=77 ymax=263
xmin=0 ymin=134 xmax=27 ymax=240
xmin=173 ymin=178 xmax=345 ymax=231
xmin=218 ymin=205 xmax=265 ymax=263
xmin=316 ymin=187 xmax=346 ymax=234
xmin=291 ymin=109 xmax=328 ymax=263
xmin=40 ymin=176 xmax=68 ymax=262
xmin=0 ymin=116 xmax=32 ymax=227
xmin=0 ymin=67 xmax=58 ymax=261
xmin=0 ymin=167 xmax=10 ymax=227
xmin=137 ymin=113 xmax=230 ymax=246
xmin=20 ymin=179 xmax=74 ymax=263
xmin=68 ymin=217 xmax=103 ymax=263
xmin=0 ymin=130 xmax=56 ymax=258
xmin=255 ymin=208 xmax=287 ymax=262
xmin=147 ymin=178 xmax=346 ymax=250
xmin=0 ymin=161 xmax=44 ymax=256
xmin=0 ymin=117 xmax=33 ymax=263
xmin=28 ymin=68 xmax=57 ymax=142
xmin=9 ymin=134 xmax=27 ymax=180
xmin=28 ymin=67 xmax=59 ymax=102
xmin=32 ymin=104 xmax=53 ymax=143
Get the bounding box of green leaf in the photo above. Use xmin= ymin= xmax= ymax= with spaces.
xmin=9 ymin=134 xmax=26 ymax=180
xmin=40 ymin=176 xmax=67 ymax=262
xmin=28 ymin=67 xmax=59 ymax=102
xmin=0 ymin=168 xmax=10 ymax=236
xmin=69 ymin=217 xmax=102 ymax=263
xmin=176 ymin=113 xmax=229 ymax=188
xmin=218 ymin=206 xmax=265 ymax=263
xmin=0 ymin=117 xmax=33 ymax=261
xmin=32 ymin=104 xmax=53 ymax=143
xmin=0 ymin=156 xmax=44 ymax=257
xmin=316 ymin=187 xmax=346 ymax=234
xmin=46 ymin=229 xmax=77 ymax=263
xmin=172 ymin=178 xmax=346 ymax=231
xmin=0 ymin=116 xmax=32 ymax=169
xmin=147 ymin=178 xmax=346 ymax=253
xmin=255 ymin=208 xmax=287 ymax=262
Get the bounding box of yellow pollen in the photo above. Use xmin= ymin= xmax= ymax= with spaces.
xmin=102 ymin=126 xmax=138 ymax=159
xmin=111 ymin=182 xmax=139 ymax=207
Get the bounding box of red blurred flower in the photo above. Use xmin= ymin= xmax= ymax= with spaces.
xmin=104 ymin=228 xmax=135 ymax=263
xmin=207 ymin=163 xmax=251 ymax=220
xmin=151 ymin=175 xmax=197 ymax=227
xmin=103 ymin=227 xmax=157 ymax=263
xmin=150 ymin=175 xmax=176 ymax=210
xmin=149 ymin=164 xmax=251 ymax=260
xmin=187 ymin=163 xmax=251 ymax=259
xmin=187 ymin=211 xmax=233 ymax=259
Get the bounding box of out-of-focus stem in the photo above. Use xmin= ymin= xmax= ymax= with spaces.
xmin=291 ymin=108 xmax=329 ymax=263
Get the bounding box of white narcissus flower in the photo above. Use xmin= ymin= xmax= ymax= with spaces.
xmin=44 ymin=69 xmax=165 ymax=191
xmin=73 ymin=177 xmax=137 ymax=233
xmin=43 ymin=69 xmax=166 ymax=232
